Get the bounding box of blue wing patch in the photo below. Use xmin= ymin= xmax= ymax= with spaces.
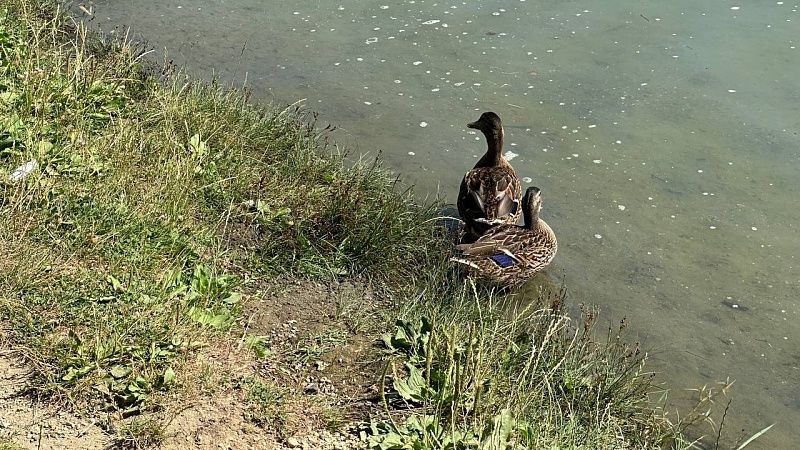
xmin=490 ymin=253 xmax=515 ymax=268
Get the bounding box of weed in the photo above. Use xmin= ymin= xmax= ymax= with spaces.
xmin=115 ymin=416 xmax=167 ymax=449
xmin=242 ymin=376 xmax=287 ymax=430
xmin=291 ymin=328 xmax=348 ymax=366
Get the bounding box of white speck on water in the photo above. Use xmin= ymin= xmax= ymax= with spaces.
xmin=422 ymin=19 xmax=441 ymax=25
xmin=380 ymin=5 xmax=389 ymax=9
xmin=751 ymin=226 xmax=758 ymax=231
xmin=709 ymin=226 xmax=717 ymax=230
xmin=588 ymin=124 xmax=597 ymax=128
xmin=727 ymin=89 xmax=737 ymax=93
xmin=506 ymin=151 xmax=519 ymax=161
xmin=363 ymin=101 xmax=372 ymax=105
xmin=412 ymin=61 xmax=423 ymax=65
xmin=618 ymin=205 xmax=626 ymax=211
xmin=572 ymin=153 xmax=579 ymax=157
xmin=365 ymin=37 xmax=378 ymax=44
xmin=593 ymin=159 xmax=602 ymax=164
xmin=697 ymin=169 xmax=704 ymax=173
xmin=419 ymin=121 xmax=428 ymax=128
xmin=431 ymin=88 xmax=440 ymax=92
xmin=594 ymin=234 xmax=603 ymax=239
xmin=615 ymin=140 xmax=622 ymax=144
xmin=522 ymin=176 xmax=532 ymax=183
xmin=394 ymin=79 xmax=402 ymax=84
xmin=730 ymin=6 xmax=741 ymax=10
xmin=454 ymin=82 xmax=465 ymax=86
xmin=408 ymin=151 xmax=416 ymax=156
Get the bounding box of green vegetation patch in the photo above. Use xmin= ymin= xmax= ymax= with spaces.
xmin=0 ymin=0 xmax=437 ymax=418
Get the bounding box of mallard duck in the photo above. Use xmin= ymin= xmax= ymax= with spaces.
xmin=457 ymin=112 xmax=521 ymax=242
xmin=451 ymin=186 xmax=557 ymax=286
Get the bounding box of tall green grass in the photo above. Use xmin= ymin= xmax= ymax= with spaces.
xmin=0 ymin=0 xmax=439 ymax=414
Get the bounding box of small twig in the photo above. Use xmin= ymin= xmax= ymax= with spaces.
xmin=714 ymin=398 xmax=732 ymax=449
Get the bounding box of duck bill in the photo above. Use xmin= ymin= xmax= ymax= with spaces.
xmin=467 ymin=120 xmax=479 ymax=129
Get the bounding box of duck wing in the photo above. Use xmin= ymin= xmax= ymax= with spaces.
xmin=457 ymin=167 xmax=520 ymax=226
xmin=455 ymin=225 xmax=525 ymax=256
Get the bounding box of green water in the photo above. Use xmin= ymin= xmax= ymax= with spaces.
xmin=77 ymin=0 xmax=798 ymax=446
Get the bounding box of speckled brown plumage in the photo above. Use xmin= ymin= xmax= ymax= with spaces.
xmin=452 ymin=186 xmax=557 ymax=286
xmin=457 ymin=112 xmax=522 ymax=241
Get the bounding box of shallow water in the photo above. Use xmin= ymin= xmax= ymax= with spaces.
xmin=76 ymin=0 xmax=798 ymax=446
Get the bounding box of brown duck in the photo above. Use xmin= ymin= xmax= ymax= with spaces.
xmin=457 ymin=112 xmax=522 ymax=242
xmin=452 ymin=186 xmax=557 ymax=286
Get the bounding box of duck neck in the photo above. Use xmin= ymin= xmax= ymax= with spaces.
xmin=523 ymin=207 xmax=538 ymax=230
xmin=475 ymin=128 xmax=504 ymax=167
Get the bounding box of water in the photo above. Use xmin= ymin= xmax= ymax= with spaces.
xmin=76 ymin=0 xmax=798 ymax=446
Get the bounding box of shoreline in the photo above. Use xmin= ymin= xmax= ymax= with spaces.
xmin=0 ymin=1 xmax=761 ymax=449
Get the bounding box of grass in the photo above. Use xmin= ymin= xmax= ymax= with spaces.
xmin=0 ymin=1 xmax=765 ymax=449
xmin=241 ymin=376 xmax=287 ymax=430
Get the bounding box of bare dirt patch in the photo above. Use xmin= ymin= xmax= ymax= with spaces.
xmin=0 ymin=351 xmax=110 ymax=449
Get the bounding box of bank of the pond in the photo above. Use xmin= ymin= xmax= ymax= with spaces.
xmin=0 ymin=1 xmax=759 ymax=449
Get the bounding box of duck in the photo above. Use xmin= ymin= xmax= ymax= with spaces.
xmin=457 ymin=112 xmax=522 ymax=242
xmin=451 ymin=186 xmax=557 ymax=286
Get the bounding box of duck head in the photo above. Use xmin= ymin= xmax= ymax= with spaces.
xmin=467 ymin=112 xmax=503 ymax=138
xmin=522 ymin=186 xmax=543 ymax=228
xmin=468 ymin=112 xmax=504 ymax=162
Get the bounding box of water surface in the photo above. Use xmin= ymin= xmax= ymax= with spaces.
xmin=76 ymin=1 xmax=799 ymax=446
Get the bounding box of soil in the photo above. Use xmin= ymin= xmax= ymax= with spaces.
xmin=0 ymin=280 xmax=379 ymax=449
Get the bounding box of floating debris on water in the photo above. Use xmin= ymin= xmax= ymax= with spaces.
xmin=618 ymin=205 xmax=626 ymax=211
xmin=505 ymin=151 xmax=518 ymax=161
xmin=419 ymin=121 xmax=428 ymax=127
xmin=522 ymin=176 xmax=532 ymax=183
xmin=721 ymin=297 xmax=749 ymax=311
xmin=594 ymin=233 xmax=603 ymax=239
xmin=408 ymin=151 xmax=416 ymax=156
